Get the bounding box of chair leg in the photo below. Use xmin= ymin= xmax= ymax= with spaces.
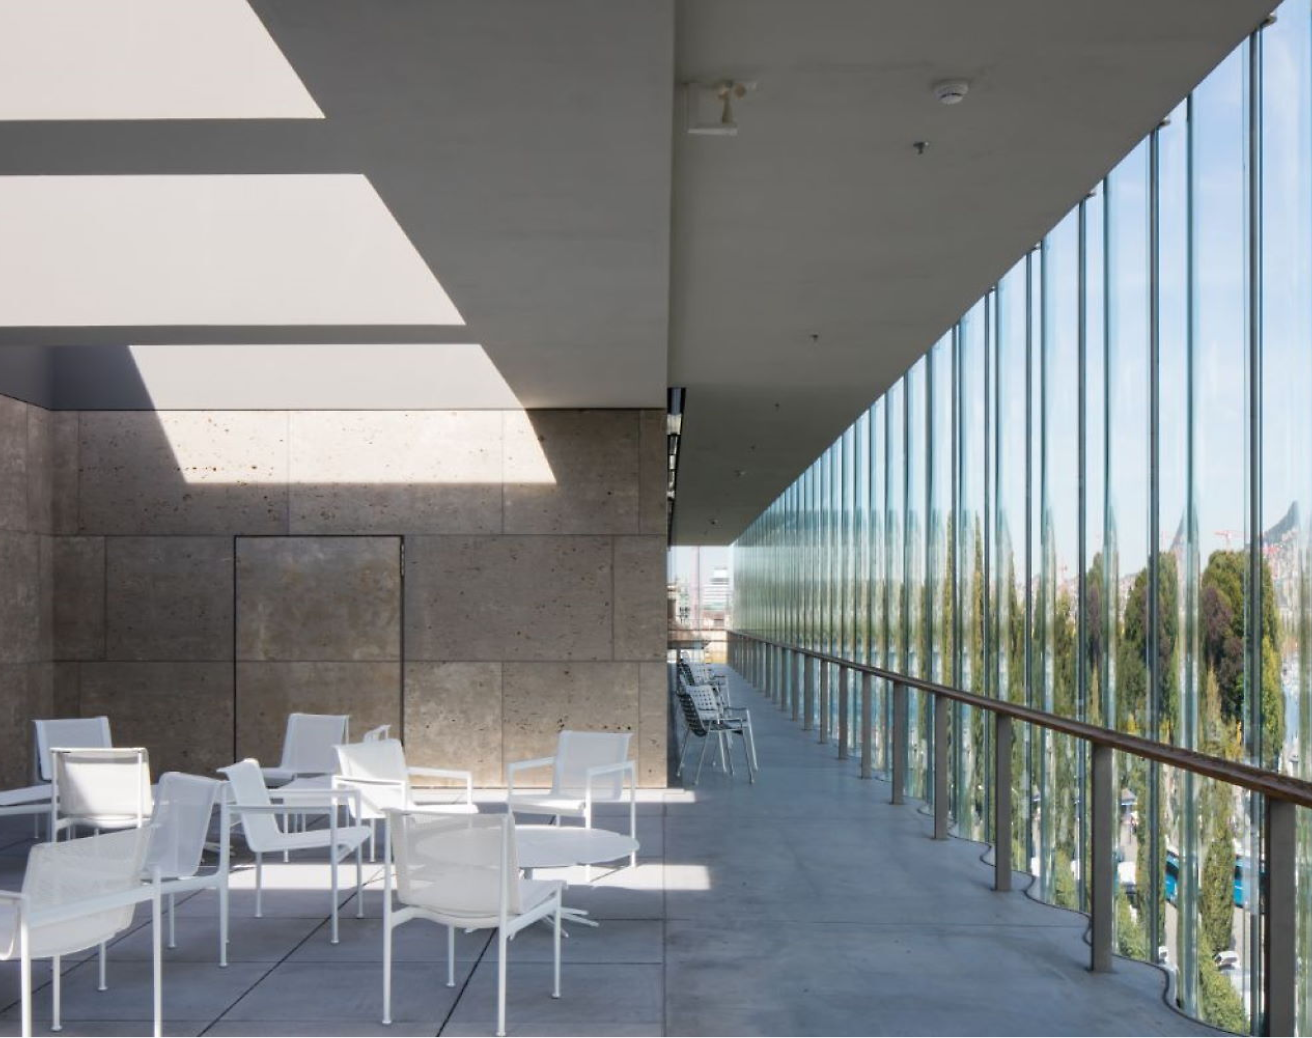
xmin=694 ymin=735 xmax=710 ymax=786
xmin=382 ymin=916 xmax=394 ymax=1025
xmin=552 ymin=902 xmax=562 ymax=999
xmin=97 ymin=941 xmax=107 ymax=990
xmin=20 ymin=943 xmax=30 ymax=1038
xmin=740 ymin=731 xmax=756 ymax=783
xmin=151 ymin=884 xmax=162 ymax=1038
xmin=723 ymin=731 xmax=735 ymax=776
xmin=330 ymin=847 xmax=340 ymax=944
xmin=50 ymin=955 xmax=60 ymax=1033
xmin=168 ymin=892 xmax=176 ymax=949
xmin=447 ymin=925 xmax=456 ymax=987
xmin=497 ymin=929 xmax=508 ymax=1038
xmin=746 ymin=722 xmax=760 ymax=772
xmin=675 ymin=729 xmax=693 ymax=777
xmin=255 ymin=850 xmax=264 ymax=918
xmin=220 ymin=872 xmax=230 ymax=968
xmin=356 ymin=843 xmax=364 ymax=919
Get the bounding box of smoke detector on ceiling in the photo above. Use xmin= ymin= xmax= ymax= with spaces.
xmin=686 ymin=79 xmax=756 ymax=136
xmin=932 ymin=79 xmax=970 ymax=105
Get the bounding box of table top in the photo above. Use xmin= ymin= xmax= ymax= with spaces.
xmin=516 ymin=824 xmax=639 ymax=869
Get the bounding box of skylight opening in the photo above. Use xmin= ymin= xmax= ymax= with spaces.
xmin=0 ymin=0 xmax=323 ymax=120
xmin=0 ymin=175 xmax=463 ymax=326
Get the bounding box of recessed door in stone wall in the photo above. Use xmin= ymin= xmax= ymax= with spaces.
xmin=235 ymin=536 xmax=401 ymax=764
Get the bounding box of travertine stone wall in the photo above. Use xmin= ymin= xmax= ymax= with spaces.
xmin=37 ymin=406 xmax=667 ymax=786
xmin=0 ymin=395 xmax=57 ymax=786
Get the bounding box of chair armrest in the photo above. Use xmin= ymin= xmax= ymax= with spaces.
xmin=268 ymin=787 xmax=360 ymax=804
xmin=585 ymin=760 xmax=636 ymax=779
xmin=408 ymin=767 xmax=474 ymax=805
xmin=0 ymin=889 xmax=22 ymax=904
xmin=507 ymin=757 xmax=554 ymax=776
xmin=507 ymin=756 xmax=555 ymax=801
xmin=332 ymin=775 xmax=405 ymax=789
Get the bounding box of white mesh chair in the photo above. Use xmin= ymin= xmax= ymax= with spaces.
xmin=145 ymin=773 xmax=229 ymax=964
xmin=219 ymin=759 xmax=368 ymax=943
xmin=382 ymin=812 xmax=562 ymax=1037
xmin=334 ymin=740 xmax=475 ymax=860
xmin=0 ymin=718 xmax=116 ymax=832
xmin=507 ymin=731 xmax=637 ymax=868
xmin=34 ymin=717 xmax=112 ymax=784
xmin=260 ymin=713 xmax=350 ymax=787
xmin=50 ymin=747 xmax=153 ymax=839
xmin=0 ymin=827 xmax=162 ymax=1037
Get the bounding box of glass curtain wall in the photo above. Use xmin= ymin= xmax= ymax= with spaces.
xmin=733 ymin=6 xmax=1311 ymax=1030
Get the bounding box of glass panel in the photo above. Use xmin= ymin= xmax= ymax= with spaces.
xmin=1262 ymin=4 xmax=1312 ymax=1030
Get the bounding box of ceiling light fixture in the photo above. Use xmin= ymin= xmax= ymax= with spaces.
xmin=932 ymin=79 xmax=970 ymax=105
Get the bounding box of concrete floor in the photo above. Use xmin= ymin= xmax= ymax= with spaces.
xmin=0 ymin=667 xmax=1221 ymax=1036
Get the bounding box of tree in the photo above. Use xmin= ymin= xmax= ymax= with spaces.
xmin=1116 ymin=889 xmax=1147 ymax=961
xmin=1198 ymin=954 xmax=1247 ymax=1034
xmin=1201 ymin=832 xmax=1234 ymax=960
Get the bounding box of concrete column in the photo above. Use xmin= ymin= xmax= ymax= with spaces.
xmin=1090 ymin=742 xmax=1114 ymax=973
xmin=993 ymin=714 xmax=1013 ymax=892
xmin=891 ymin=682 xmax=907 ymax=805
xmin=837 ymin=667 xmax=850 ymax=759
xmin=932 ymin=693 xmax=949 ymax=839
xmin=859 ymin=672 xmax=873 ymax=779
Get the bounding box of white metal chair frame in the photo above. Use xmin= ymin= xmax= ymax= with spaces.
xmin=333 ymin=739 xmax=476 ymax=861
xmin=381 ymin=810 xmax=563 ymax=1037
xmin=146 ymin=773 xmax=232 ymax=966
xmin=49 ymin=747 xmax=152 ymax=841
xmin=676 ymin=685 xmax=757 ymax=785
xmin=219 ymin=759 xmax=367 ymax=944
xmin=0 ymin=828 xmax=165 ymax=1038
xmin=506 ymin=732 xmax=638 ymax=873
xmin=261 ymin=713 xmax=351 ymax=788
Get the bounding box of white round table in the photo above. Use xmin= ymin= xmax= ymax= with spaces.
xmin=515 ymin=824 xmax=639 ymax=869
xmin=515 ymin=825 xmax=639 ymax=930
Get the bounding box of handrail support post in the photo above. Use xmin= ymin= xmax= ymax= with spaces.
xmin=819 ymin=664 xmax=830 ymax=744
xmin=1264 ymin=796 xmax=1296 ymax=1037
xmin=933 ymin=692 xmax=949 ymax=839
xmin=1090 ymin=742 xmax=1114 ymax=973
xmin=837 ymin=668 xmax=850 ymax=760
xmin=859 ymin=672 xmax=873 ymax=779
xmin=994 ymin=714 xmax=1013 ymax=891
xmin=891 ymin=682 xmax=907 ymax=805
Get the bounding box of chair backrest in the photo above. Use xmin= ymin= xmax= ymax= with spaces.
xmin=552 ymin=730 xmax=631 ymax=800
xmin=335 ymin=739 xmax=409 ymax=819
xmin=278 ymin=713 xmax=350 ymax=775
xmin=33 ymin=717 xmax=112 ymax=782
xmin=675 ymin=688 xmax=708 ymax=737
xmin=146 ymin=772 xmax=222 ymax=880
xmin=218 ymin=759 xmax=282 ymax=852
xmin=390 ymin=812 xmax=519 ymax=920
xmin=19 ymin=827 xmax=152 ymax=959
xmin=361 ymin=724 xmax=392 ymax=742
xmin=686 ymin=686 xmax=723 ymax=727
xmin=52 ymin=748 xmax=152 ymax=826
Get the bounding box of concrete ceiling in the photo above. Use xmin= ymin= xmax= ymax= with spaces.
xmin=669 ymin=0 xmax=1276 ymax=543
xmin=0 ymin=0 xmax=674 ymax=408
xmin=0 ymin=0 xmax=1279 ymax=543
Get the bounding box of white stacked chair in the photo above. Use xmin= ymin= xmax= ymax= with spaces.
xmin=0 ymin=827 xmax=163 ymax=1037
xmin=382 ymin=812 xmax=563 ymax=1037
xmin=260 ymin=713 xmax=350 ymax=788
xmin=676 ymin=685 xmax=757 ymax=785
xmin=50 ymin=747 xmax=153 ymax=839
xmin=334 ymin=739 xmax=476 ymax=860
xmin=0 ymin=718 xmax=115 ymax=830
xmin=219 ymin=759 xmax=368 ymax=943
xmin=506 ymin=731 xmax=637 ymax=868
xmin=144 ymin=772 xmax=229 ymax=964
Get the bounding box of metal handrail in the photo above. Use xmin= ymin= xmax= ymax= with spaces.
xmin=726 ymin=629 xmax=1300 ymax=1037
xmin=728 ymin=630 xmax=1312 ymax=808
